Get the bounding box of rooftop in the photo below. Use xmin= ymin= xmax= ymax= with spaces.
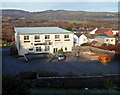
xmin=14 ymin=27 xmax=72 ymax=34
xmin=96 ymin=36 xmax=114 ymax=38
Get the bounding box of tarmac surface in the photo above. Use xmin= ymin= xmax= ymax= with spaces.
xmin=1 ymin=47 xmax=119 ymax=76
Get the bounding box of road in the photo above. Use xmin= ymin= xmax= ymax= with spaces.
xmin=1 ymin=47 xmax=119 ymax=76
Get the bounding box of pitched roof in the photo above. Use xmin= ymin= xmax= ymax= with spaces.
xmin=105 ymin=30 xmax=114 ymax=37
xmin=14 ymin=27 xmax=72 ymax=34
xmin=95 ymin=28 xmax=109 ymax=34
xmin=74 ymin=33 xmax=82 ymax=37
xmin=84 ymin=33 xmax=97 ymax=39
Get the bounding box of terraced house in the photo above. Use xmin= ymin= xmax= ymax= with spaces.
xmin=14 ymin=27 xmax=74 ymax=55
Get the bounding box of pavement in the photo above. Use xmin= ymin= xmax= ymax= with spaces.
xmin=2 ymin=47 xmax=119 ymax=76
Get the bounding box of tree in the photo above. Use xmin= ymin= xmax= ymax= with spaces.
xmin=65 ymin=26 xmax=72 ymax=31
xmin=10 ymin=45 xmax=18 ymax=56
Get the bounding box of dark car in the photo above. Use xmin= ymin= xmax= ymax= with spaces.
xmin=54 ymin=54 xmax=66 ymax=61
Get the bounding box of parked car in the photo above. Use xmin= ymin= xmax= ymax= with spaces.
xmin=54 ymin=54 xmax=66 ymax=61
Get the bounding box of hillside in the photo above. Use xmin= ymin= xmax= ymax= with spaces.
xmin=1 ymin=9 xmax=118 ymax=41
xmin=2 ymin=9 xmax=118 ymax=21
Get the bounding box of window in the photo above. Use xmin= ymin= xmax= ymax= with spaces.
xmin=64 ymin=35 xmax=69 ymax=38
xmin=24 ymin=41 xmax=30 ymax=43
xmin=36 ymin=47 xmax=41 ymax=51
xmin=34 ymin=35 xmax=40 ymax=39
xmin=64 ymin=39 xmax=70 ymax=41
xmin=55 ymin=35 xmax=60 ymax=39
xmin=65 ymin=47 xmax=67 ymax=51
xmin=106 ymin=39 xmax=109 ymax=41
xmin=29 ymin=48 xmax=33 ymax=51
xmin=45 ymin=46 xmax=50 ymax=51
xmin=45 ymin=35 xmax=50 ymax=39
xmin=24 ymin=36 xmax=29 ymax=40
xmin=111 ymin=39 xmax=113 ymax=41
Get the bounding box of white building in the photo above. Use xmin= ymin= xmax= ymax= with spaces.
xmin=94 ymin=36 xmax=116 ymax=46
xmin=14 ymin=27 xmax=74 ymax=55
xmin=74 ymin=33 xmax=88 ymax=46
xmin=89 ymin=28 xmax=98 ymax=34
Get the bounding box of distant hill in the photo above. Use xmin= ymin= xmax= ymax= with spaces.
xmin=2 ymin=9 xmax=118 ymax=20
xmin=2 ymin=9 xmax=29 ymax=18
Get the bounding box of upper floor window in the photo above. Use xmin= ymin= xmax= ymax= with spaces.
xmin=45 ymin=35 xmax=50 ymax=39
xmin=64 ymin=35 xmax=69 ymax=38
xmin=34 ymin=35 xmax=40 ymax=39
xmin=111 ymin=39 xmax=113 ymax=41
xmin=24 ymin=36 xmax=29 ymax=40
xmin=106 ymin=39 xmax=109 ymax=41
xmin=55 ymin=35 xmax=60 ymax=39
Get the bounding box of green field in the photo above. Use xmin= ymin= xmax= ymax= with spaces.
xmin=66 ymin=20 xmax=91 ymax=24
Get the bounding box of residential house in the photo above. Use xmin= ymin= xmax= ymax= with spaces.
xmin=89 ymin=28 xmax=98 ymax=34
xmin=90 ymin=28 xmax=109 ymax=34
xmin=14 ymin=27 xmax=74 ymax=55
xmin=94 ymin=35 xmax=116 ymax=46
xmin=74 ymin=33 xmax=88 ymax=46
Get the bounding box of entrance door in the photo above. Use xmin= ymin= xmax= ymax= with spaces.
xmin=53 ymin=48 xmax=58 ymax=53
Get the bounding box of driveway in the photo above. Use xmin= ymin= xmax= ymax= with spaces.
xmin=2 ymin=47 xmax=119 ymax=76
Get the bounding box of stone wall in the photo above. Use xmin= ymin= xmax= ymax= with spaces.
xmin=72 ymin=46 xmax=115 ymax=54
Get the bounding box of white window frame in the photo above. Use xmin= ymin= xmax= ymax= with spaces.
xmin=34 ymin=35 xmax=40 ymax=40
xmin=24 ymin=36 xmax=29 ymax=40
xmin=55 ymin=35 xmax=60 ymax=39
xmin=45 ymin=46 xmax=50 ymax=51
xmin=45 ymin=35 xmax=50 ymax=39
xmin=64 ymin=35 xmax=69 ymax=38
xmin=36 ymin=47 xmax=41 ymax=52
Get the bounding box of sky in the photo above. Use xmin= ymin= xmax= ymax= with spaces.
xmin=1 ymin=1 xmax=119 ymax=12
xmin=2 ymin=0 xmax=120 ymax=2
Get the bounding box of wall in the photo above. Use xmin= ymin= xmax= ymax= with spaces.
xmin=18 ymin=33 xmax=73 ymax=55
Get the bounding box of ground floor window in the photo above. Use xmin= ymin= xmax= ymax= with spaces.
xmin=36 ymin=47 xmax=41 ymax=52
xmin=53 ymin=48 xmax=57 ymax=53
xmin=65 ymin=47 xmax=67 ymax=51
xmin=45 ymin=46 xmax=50 ymax=51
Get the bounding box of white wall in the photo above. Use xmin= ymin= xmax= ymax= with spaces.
xmin=104 ymin=38 xmax=116 ymax=45
xmin=90 ymin=28 xmax=98 ymax=34
xmin=17 ymin=33 xmax=73 ymax=55
xmin=79 ymin=34 xmax=88 ymax=46
xmin=74 ymin=35 xmax=79 ymax=46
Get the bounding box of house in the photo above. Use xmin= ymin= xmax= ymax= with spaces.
xmin=90 ymin=28 xmax=109 ymax=34
xmin=89 ymin=28 xmax=98 ymax=34
xmin=106 ymin=29 xmax=120 ymax=37
xmin=74 ymin=33 xmax=88 ymax=46
xmin=94 ymin=35 xmax=116 ymax=46
xmin=14 ymin=27 xmax=74 ymax=55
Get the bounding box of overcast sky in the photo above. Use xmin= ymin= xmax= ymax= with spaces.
xmin=2 ymin=0 xmax=120 ymax=2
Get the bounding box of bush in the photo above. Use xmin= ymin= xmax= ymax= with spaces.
xmin=101 ymin=43 xmax=107 ymax=46
xmin=65 ymin=72 xmax=77 ymax=77
xmin=57 ymin=48 xmax=64 ymax=54
xmin=2 ymin=76 xmax=29 ymax=95
xmin=65 ymin=26 xmax=73 ymax=31
xmin=103 ymin=80 xmax=116 ymax=90
xmin=81 ymin=43 xmax=90 ymax=46
xmin=38 ymin=71 xmax=61 ymax=77
xmin=10 ymin=45 xmax=18 ymax=56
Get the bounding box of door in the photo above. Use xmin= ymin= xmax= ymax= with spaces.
xmin=53 ymin=48 xmax=58 ymax=53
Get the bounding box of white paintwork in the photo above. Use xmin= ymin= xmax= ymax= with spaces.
xmin=15 ymin=29 xmax=74 ymax=55
xmin=104 ymin=37 xmax=116 ymax=45
xmin=95 ymin=36 xmax=116 ymax=45
xmin=90 ymin=28 xmax=98 ymax=34
xmin=112 ymin=30 xmax=119 ymax=35
xmin=74 ymin=34 xmax=88 ymax=46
